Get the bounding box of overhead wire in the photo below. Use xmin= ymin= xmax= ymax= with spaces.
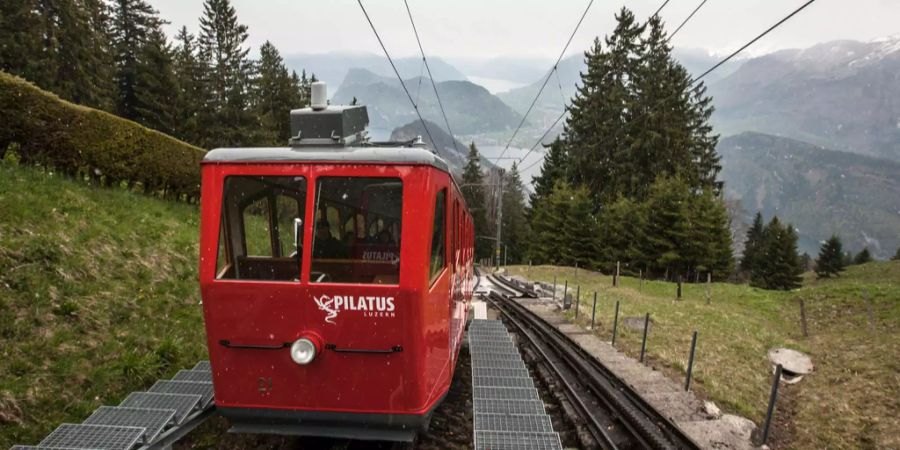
xmin=357 ymin=0 xmax=438 ymax=149
xmin=667 ymin=0 xmax=708 ymax=41
xmin=492 ymin=0 xmax=595 ymax=165
xmin=403 ymin=0 xmax=463 ymax=155
xmin=519 ymin=0 xmax=818 ymax=173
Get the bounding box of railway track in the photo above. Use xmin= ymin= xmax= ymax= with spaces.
xmin=483 ymin=273 xmax=701 ymax=450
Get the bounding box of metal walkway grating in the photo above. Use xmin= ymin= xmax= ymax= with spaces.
xmin=84 ymin=406 xmax=176 ymax=444
xmin=474 ymin=386 xmax=541 ymax=401
xmin=9 ymin=360 xmax=215 ymax=450
xmin=39 ymin=424 xmax=144 ymax=450
xmin=475 ymin=413 xmax=555 ymax=433
xmin=149 ymin=380 xmax=214 ymax=408
xmin=473 ymin=376 xmax=535 ymax=388
xmin=474 ymin=398 xmax=547 ymax=415
xmin=474 ymin=430 xmax=563 ymax=450
xmin=469 ymin=318 xmax=560 ymax=449
xmin=472 ymin=366 xmax=531 ymax=379
xmin=119 ymin=391 xmax=202 ymax=425
xmin=11 ymin=447 xmax=103 ymax=450
xmin=172 ymin=369 xmax=213 ymax=383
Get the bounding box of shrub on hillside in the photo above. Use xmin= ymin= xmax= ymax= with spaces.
xmin=0 ymin=71 xmax=205 ymax=199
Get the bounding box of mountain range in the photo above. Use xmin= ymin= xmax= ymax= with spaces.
xmin=710 ymin=37 xmax=900 ymax=162
xmin=719 ymin=132 xmax=900 ymax=259
xmin=283 ymin=51 xmax=466 ymax=94
xmin=332 ymin=68 xmax=523 ymax=135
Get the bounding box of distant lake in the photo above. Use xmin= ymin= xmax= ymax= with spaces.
xmin=467 ymin=76 xmax=526 ymax=94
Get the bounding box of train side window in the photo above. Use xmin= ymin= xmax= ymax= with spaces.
xmin=216 ymin=176 xmax=307 ymax=281
xmin=429 ymin=189 xmax=447 ymax=283
xmin=311 ymin=177 xmax=402 ymax=285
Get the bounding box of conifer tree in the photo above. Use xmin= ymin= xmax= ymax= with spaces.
xmin=0 ymin=0 xmax=44 ymax=84
xmin=2 ymin=0 xmax=115 ymax=110
xmin=110 ymin=0 xmax=165 ymax=120
xmin=688 ymin=189 xmax=733 ymax=279
xmin=501 ymin=164 xmax=530 ymax=264
xmin=197 ymin=0 xmax=256 ymax=147
xmin=815 ymin=235 xmax=845 ymax=278
xmin=529 ymin=138 xmax=569 ymax=207
xmin=596 ymin=196 xmax=646 ymax=272
xmin=132 ymin=28 xmax=179 ymax=135
xmin=529 ymin=181 xmax=574 ymax=265
xmin=563 ymin=184 xmax=601 ymax=269
xmin=741 ymin=212 xmax=765 ymax=274
xmin=253 ymin=41 xmax=299 ymax=145
xmin=751 ymin=217 xmax=803 ymax=290
xmin=564 ymin=10 xmax=643 ymax=204
xmin=171 ymin=26 xmax=206 ymax=144
xmin=642 ymin=176 xmax=691 ymax=279
xmin=461 ymin=143 xmax=491 ymax=260
xmin=893 ymin=247 xmax=900 ymax=261
xmin=853 ymin=247 xmax=873 ymax=265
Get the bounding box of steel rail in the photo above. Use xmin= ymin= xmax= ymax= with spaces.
xmin=484 ymin=275 xmax=700 ymax=450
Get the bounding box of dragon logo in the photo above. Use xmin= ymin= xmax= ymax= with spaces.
xmin=313 ymin=295 xmax=339 ymax=324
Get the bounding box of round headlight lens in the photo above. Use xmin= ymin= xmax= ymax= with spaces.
xmin=290 ymin=338 xmax=317 ymax=365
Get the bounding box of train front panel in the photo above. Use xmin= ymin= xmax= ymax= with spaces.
xmin=198 ymin=161 xmax=459 ymax=436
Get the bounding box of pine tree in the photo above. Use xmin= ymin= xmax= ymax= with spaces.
xmin=461 ymin=143 xmax=491 ymax=260
xmin=596 ymin=196 xmax=646 ymax=272
xmin=752 ymin=217 xmax=803 ymax=290
xmin=563 ymin=185 xmax=601 ymax=269
xmin=815 ymin=235 xmax=845 ymax=278
xmin=853 ymin=247 xmax=873 ymax=265
xmin=197 ymin=0 xmax=256 ymax=147
xmin=741 ymin=212 xmax=765 ymax=274
xmin=172 ymin=26 xmax=205 ymax=144
xmin=253 ymin=41 xmax=299 ymax=145
xmin=0 ymin=0 xmax=44 ymax=84
xmin=110 ymin=0 xmax=165 ymax=120
xmin=564 ymin=10 xmax=644 ymax=205
xmin=529 ymin=138 xmax=569 ymax=206
xmin=529 ymin=181 xmax=574 ymax=265
xmin=500 ymin=164 xmax=530 ymax=264
xmin=689 ymin=189 xmax=733 ymax=279
xmin=893 ymin=247 xmax=900 ymax=261
xmin=2 ymin=0 xmax=115 ymax=110
xmin=642 ymin=176 xmax=691 ymax=279
xmin=132 ymin=28 xmax=179 ymax=135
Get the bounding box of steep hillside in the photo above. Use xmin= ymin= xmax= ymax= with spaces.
xmin=332 ymin=68 xmax=522 ymax=135
xmin=0 ymin=164 xmax=205 ymax=448
xmin=710 ymin=38 xmax=900 ymax=162
xmin=389 ymin=119 xmax=468 ymax=176
xmin=719 ymin=132 xmax=900 ymax=258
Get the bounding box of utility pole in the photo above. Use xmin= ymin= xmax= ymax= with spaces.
xmin=495 ymin=169 xmax=504 ymax=270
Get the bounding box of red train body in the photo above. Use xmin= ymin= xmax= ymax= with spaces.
xmin=197 ymin=100 xmax=474 ymax=441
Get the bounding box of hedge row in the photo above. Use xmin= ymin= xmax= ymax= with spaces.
xmin=0 ymin=71 xmax=205 ymax=199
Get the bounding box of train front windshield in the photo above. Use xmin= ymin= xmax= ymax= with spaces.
xmin=215 ymin=175 xmax=402 ymax=285
xmin=311 ymin=177 xmax=402 ymax=285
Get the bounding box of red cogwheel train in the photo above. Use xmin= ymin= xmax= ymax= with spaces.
xmin=198 ymin=82 xmax=474 ymax=442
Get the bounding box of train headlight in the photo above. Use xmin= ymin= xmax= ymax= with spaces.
xmin=290 ymin=338 xmax=317 ymax=365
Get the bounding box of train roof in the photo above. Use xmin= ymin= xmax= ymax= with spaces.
xmin=202 ymin=145 xmax=451 ymax=173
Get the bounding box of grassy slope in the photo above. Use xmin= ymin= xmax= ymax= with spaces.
xmin=0 ymin=164 xmax=206 ymax=447
xmin=508 ymin=264 xmax=899 ymax=449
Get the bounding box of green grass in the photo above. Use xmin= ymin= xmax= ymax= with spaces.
xmin=508 ymin=263 xmax=900 ymax=449
xmin=0 ymin=164 xmax=206 ymax=447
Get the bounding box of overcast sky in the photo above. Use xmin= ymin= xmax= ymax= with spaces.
xmin=152 ymin=0 xmax=900 ymax=60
